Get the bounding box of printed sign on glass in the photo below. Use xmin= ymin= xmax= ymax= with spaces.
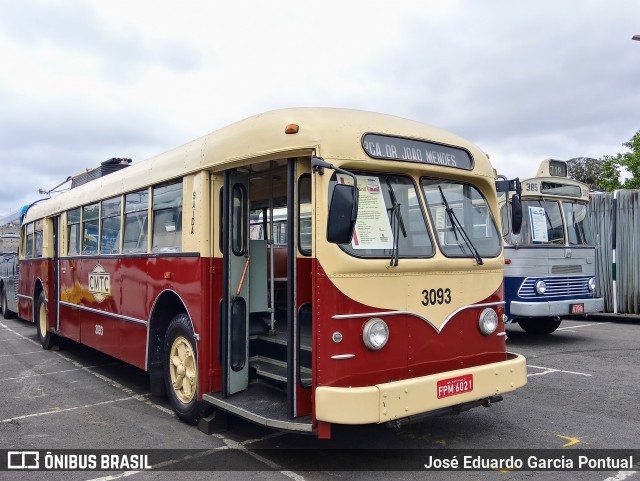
xmin=337 ymin=174 xmax=394 ymax=250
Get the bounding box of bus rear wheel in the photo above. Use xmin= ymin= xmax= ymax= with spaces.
xmin=517 ymin=317 xmax=562 ymax=335
xmin=1 ymin=286 xmax=16 ymax=319
xmin=163 ymin=314 xmax=209 ymax=425
xmin=36 ymin=291 xmax=56 ymax=349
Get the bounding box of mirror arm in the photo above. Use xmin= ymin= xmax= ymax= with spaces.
xmin=312 ymin=156 xmax=358 ymax=221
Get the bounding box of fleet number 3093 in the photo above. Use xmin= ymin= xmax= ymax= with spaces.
xmin=421 ymin=288 xmax=452 ymax=306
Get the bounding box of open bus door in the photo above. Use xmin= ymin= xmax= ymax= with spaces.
xmin=205 ymin=159 xmax=313 ymax=432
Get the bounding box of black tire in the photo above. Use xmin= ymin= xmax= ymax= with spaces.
xmin=163 ymin=313 xmax=209 ymax=425
xmin=35 ymin=291 xmax=56 ymax=349
xmin=517 ymin=317 xmax=562 ymax=335
xmin=1 ymin=286 xmax=16 ymax=319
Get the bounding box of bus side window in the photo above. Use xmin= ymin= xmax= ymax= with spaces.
xmin=123 ymin=189 xmax=150 ymax=254
xmin=25 ymin=222 xmax=34 ymax=258
xmin=82 ymin=203 xmax=100 ymax=255
xmin=152 ymin=181 xmax=183 ymax=253
xmin=34 ymin=220 xmax=43 ymax=257
xmin=101 ymin=197 xmax=122 ymax=254
xmin=67 ymin=208 xmax=81 ymax=256
xmin=298 ymin=174 xmax=312 ymax=256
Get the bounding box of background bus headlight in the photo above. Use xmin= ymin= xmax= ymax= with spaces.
xmin=588 ymin=277 xmax=596 ymax=292
xmin=535 ymin=280 xmax=547 ymax=294
xmin=478 ymin=308 xmax=499 ymax=335
xmin=362 ymin=318 xmax=389 ymax=350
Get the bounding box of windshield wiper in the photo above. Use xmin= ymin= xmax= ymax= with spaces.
xmin=437 ymin=186 xmax=483 ymax=265
xmin=387 ymin=179 xmax=407 ymax=267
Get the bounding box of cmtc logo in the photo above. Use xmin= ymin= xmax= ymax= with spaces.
xmin=88 ymin=264 xmax=111 ymax=303
xmin=8 ymin=451 xmax=39 ymax=469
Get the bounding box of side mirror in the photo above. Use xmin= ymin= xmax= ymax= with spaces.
xmin=327 ymin=183 xmax=358 ymax=244
xmin=511 ymin=194 xmax=522 ymax=235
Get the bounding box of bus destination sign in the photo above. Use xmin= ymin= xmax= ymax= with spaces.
xmin=362 ymin=134 xmax=473 ymax=170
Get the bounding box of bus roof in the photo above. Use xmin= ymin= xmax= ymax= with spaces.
xmin=0 ymin=208 xmax=25 ymax=228
xmin=24 ymin=108 xmax=495 ymax=222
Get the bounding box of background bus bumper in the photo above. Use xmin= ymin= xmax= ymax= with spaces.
xmin=314 ymin=352 xmax=527 ymax=425
xmin=510 ymin=297 xmax=604 ymax=318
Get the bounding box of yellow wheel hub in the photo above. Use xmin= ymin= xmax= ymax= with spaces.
xmin=169 ymin=336 xmax=196 ymax=404
xmin=39 ymin=302 xmax=47 ymax=337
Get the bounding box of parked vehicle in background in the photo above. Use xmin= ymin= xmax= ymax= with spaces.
xmin=499 ymin=159 xmax=604 ymax=334
xmin=0 ymin=207 xmax=27 ymax=319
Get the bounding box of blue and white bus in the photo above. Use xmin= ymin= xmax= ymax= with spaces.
xmin=499 ymin=159 xmax=604 ymax=334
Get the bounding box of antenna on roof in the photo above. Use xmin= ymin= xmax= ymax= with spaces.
xmin=38 ymin=158 xmax=132 ymax=195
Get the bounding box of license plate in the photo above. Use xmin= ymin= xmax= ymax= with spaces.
xmin=437 ymin=374 xmax=473 ymax=399
xmin=571 ymin=303 xmax=585 ymax=314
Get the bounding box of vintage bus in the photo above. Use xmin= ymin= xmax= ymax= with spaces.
xmin=1 ymin=208 xmax=25 ymax=319
xmin=18 ymin=108 xmax=526 ymax=438
xmin=499 ymin=159 xmax=604 ymax=334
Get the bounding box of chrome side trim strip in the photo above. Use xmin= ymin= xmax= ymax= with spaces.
xmin=332 ymin=301 xmax=505 ymax=333
xmin=331 ymin=354 xmax=355 ymax=360
xmin=59 ymin=301 xmax=147 ymax=326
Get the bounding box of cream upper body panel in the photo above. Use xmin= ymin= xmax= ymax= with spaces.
xmin=24 ymin=108 xmax=495 ymax=222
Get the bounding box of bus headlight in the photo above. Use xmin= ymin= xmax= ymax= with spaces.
xmin=478 ymin=308 xmax=499 ymax=336
xmin=535 ymin=280 xmax=547 ymax=295
xmin=362 ymin=318 xmax=389 ymax=350
xmin=588 ymin=277 xmax=596 ymax=292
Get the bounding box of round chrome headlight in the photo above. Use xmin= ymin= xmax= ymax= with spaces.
xmin=535 ymin=280 xmax=547 ymax=295
xmin=479 ymin=308 xmax=499 ymax=336
xmin=588 ymin=277 xmax=596 ymax=292
xmin=362 ymin=318 xmax=389 ymax=350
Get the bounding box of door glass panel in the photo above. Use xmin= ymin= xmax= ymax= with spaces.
xmin=230 ymin=298 xmax=247 ymax=371
xmin=231 ymin=185 xmax=247 ymax=256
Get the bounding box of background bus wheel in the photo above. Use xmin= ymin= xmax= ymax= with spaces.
xmin=1 ymin=286 xmax=16 ymax=319
xmin=517 ymin=317 xmax=562 ymax=335
xmin=163 ymin=314 xmax=209 ymax=425
xmin=36 ymin=291 xmax=56 ymax=349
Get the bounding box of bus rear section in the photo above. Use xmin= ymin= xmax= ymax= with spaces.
xmin=500 ymin=159 xmax=604 ymax=334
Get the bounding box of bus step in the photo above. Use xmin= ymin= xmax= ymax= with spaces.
xmin=254 ymin=331 xmax=312 ymax=352
xmin=250 ymin=356 xmax=287 ymax=384
xmin=249 ymin=356 xmax=312 ymax=385
xmin=203 ymin=384 xmax=312 ymax=433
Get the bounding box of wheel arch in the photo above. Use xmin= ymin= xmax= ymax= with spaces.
xmin=146 ymin=290 xmax=194 ymax=372
xmin=32 ymin=277 xmax=45 ymax=322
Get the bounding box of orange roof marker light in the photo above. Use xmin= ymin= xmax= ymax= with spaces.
xmin=285 ymin=123 xmax=299 ymax=134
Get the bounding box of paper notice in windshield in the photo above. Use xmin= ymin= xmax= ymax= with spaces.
xmin=337 ymin=174 xmax=394 ymax=250
xmin=529 ymin=206 xmax=548 ymax=242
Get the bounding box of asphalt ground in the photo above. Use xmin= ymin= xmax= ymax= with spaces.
xmin=0 ymin=313 xmax=639 ymax=481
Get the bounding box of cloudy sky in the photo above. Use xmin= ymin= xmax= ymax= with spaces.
xmin=1 ymin=0 xmax=638 ymax=217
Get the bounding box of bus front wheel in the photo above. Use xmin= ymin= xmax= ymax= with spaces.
xmin=517 ymin=317 xmax=562 ymax=335
xmin=163 ymin=314 xmax=209 ymax=425
xmin=36 ymin=291 xmax=56 ymax=349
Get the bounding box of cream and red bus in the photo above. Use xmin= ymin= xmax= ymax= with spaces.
xmin=499 ymin=159 xmax=604 ymax=334
xmin=18 ymin=108 xmax=526 ymax=438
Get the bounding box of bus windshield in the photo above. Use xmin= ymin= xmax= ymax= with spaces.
xmin=520 ymin=199 xmax=564 ymax=244
xmin=331 ymin=171 xmax=434 ymax=259
xmin=563 ymin=201 xmax=593 ymax=246
xmin=422 ymin=179 xmax=501 ymax=259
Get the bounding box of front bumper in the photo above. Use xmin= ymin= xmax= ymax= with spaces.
xmin=510 ymin=297 xmax=604 ymax=318
xmin=315 ymin=352 xmax=527 ymax=425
